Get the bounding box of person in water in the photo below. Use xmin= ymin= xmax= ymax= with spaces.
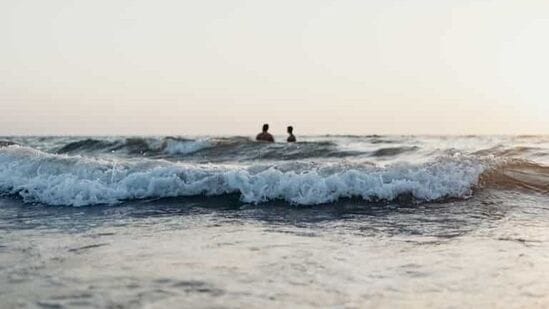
xmin=287 ymin=126 xmax=296 ymax=143
xmin=256 ymin=124 xmax=274 ymax=142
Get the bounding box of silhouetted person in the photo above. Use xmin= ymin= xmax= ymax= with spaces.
xmin=287 ymin=126 xmax=296 ymax=143
xmin=256 ymin=124 xmax=274 ymax=142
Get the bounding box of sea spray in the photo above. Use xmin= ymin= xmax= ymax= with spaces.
xmin=0 ymin=145 xmax=491 ymax=206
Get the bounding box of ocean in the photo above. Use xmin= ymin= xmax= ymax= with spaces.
xmin=1 ymin=135 xmax=548 ymax=308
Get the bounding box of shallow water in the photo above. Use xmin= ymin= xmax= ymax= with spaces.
xmin=1 ymin=136 xmax=548 ymax=307
xmin=2 ymin=191 xmax=549 ymax=308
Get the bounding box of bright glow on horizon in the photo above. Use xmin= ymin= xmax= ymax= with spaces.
xmin=1 ymin=0 xmax=548 ymax=135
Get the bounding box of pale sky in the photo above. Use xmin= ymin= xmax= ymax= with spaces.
xmin=1 ymin=0 xmax=548 ymax=135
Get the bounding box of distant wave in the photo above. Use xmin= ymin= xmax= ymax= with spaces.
xmin=56 ymin=137 xmax=212 ymax=156
xmin=53 ymin=137 xmax=365 ymax=161
xmin=5 ymin=136 xmax=548 ymax=164
xmin=371 ymin=146 xmax=419 ymax=157
xmin=0 ymin=145 xmax=515 ymax=207
xmin=163 ymin=138 xmax=211 ymax=155
xmin=0 ymin=140 xmax=16 ymax=148
xmin=473 ymin=145 xmax=545 ymax=157
xmin=480 ymin=161 xmax=549 ymax=194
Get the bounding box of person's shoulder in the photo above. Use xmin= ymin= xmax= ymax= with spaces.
xmin=256 ymin=133 xmax=274 ymax=142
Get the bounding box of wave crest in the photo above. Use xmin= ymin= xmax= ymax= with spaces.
xmin=0 ymin=145 xmax=498 ymax=206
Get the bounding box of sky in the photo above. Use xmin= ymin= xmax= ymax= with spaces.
xmin=1 ymin=0 xmax=548 ymax=135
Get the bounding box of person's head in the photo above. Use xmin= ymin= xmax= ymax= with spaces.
xmin=262 ymin=124 xmax=269 ymax=132
xmin=287 ymin=126 xmax=293 ymax=134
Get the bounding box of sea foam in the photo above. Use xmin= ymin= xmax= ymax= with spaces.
xmin=0 ymin=145 xmax=490 ymax=206
xmin=163 ymin=138 xmax=211 ymax=155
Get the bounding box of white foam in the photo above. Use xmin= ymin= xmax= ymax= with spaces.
xmin=163 ymin=139 xmax=211 ymax=155
xmin=0 ymin=145 xmax=490 ymax=206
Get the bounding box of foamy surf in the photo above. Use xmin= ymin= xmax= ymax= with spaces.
xmin=0 ymin=145 xmax=496 ymax=206
xmin=162 ymin=138 xmax=212 ymax=155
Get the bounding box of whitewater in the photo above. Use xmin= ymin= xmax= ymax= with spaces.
xmin=1 ymin=135 xmax=549 ymax=308
xmin=1 ymin=135 xmax=547 ymax=206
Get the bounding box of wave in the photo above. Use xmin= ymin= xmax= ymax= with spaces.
xmin=0 ymin=145 xmax=513 ymax=207
xmin=0 ymin=140 xmax=16 ymax=148
xmin=162 ymin=138 xmax=212 ymax=155
xmin=473 ymin=145 xmax=545 ymax=157
xmin=9 ymin=135 xmax=548 ymax=164
xmin=56 ymin=137 xmax=212 ymax=156
xmin=371 ymin=146 xmax=418 ymax=157
xmin=53 ymin=137 xmax=365 ymax=161
xmin=480 ymin=161 xmax=549 ymax=194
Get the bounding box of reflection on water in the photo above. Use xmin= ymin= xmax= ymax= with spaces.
xmin=1 ymin=190 xmax=549 ymax=307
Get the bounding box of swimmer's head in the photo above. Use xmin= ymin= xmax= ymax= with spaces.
xmin=262 ymin=124 xmax=269 ymax=132
xmin=287 ymin=126 xmax=293 ymax=134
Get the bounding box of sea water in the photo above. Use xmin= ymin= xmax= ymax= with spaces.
xmin=1 ymin=135 xmax=548 ymax=307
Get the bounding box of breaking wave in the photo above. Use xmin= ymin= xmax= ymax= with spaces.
xmin=0 ymin=145 xmax=520 ymax=207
